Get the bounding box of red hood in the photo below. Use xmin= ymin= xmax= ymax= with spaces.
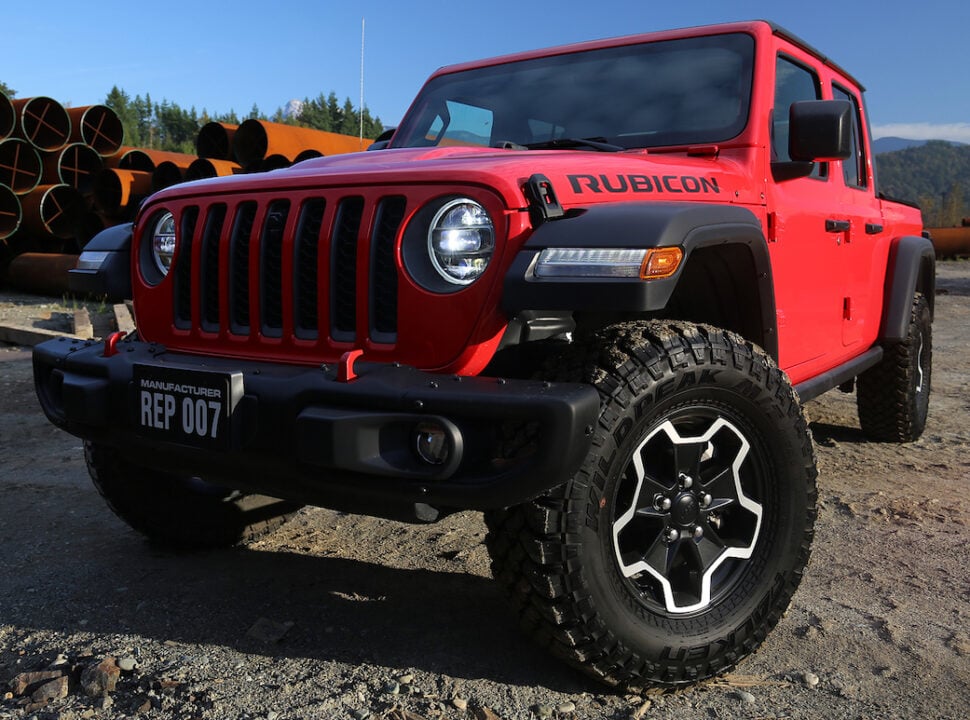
xmin=147 ymin=145 xmax=761 ymax=212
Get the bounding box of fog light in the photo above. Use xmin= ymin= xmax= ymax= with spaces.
xmin=414 ymin=421 xmax=451 ymax=466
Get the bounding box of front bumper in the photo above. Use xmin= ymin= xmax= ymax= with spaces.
xmin=33 ymin=337 xmax=600 ymax=521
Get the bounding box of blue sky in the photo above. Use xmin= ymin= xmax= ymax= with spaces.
xmin=4 ymin=0 xmax=968 ymax=142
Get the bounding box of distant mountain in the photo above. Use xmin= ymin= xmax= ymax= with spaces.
xmin=873 ymin=136 xmax=968 ymax=155
xmin=873 ymin=137 xmax=928 ymax=154
xmin=875 ymin=140 xmax=970 ymax=223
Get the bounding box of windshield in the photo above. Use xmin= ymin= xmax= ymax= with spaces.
xmin=393 ymin=33 xmax=755 ymax=151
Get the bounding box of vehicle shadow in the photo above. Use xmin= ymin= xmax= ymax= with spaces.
xmin=0 ymin=486 xmax=593 ymax=693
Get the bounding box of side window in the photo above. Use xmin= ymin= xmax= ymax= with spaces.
xmin=832 ymin=85 xmax=867 ymax=189
xmin=773 ymin=55 xmax=826 ymax=178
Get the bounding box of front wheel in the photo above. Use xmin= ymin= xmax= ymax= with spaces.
xmin=485 ymin=322 xmax=817 ymax=687
xmin=85 ymin=442 xmax=303 ymax=550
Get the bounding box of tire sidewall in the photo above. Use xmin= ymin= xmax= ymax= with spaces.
xmin=910 ymin=296 xmax=932 ymax=432
xmin=575 ymin=351 xmax=812 ymax=677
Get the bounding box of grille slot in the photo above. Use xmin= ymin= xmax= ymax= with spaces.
xmin=174 ymin=206 xmax=199 ymax=329
xmin=330 ymin=197 xmax=364 ymax=342
xmin=294 ymin=198 xmax=326 ymax=339
xmin=370 ymin=196 xmax=406 ymax=342
xmin=200 ymin=204 xmax=226 ymax=332
xmin=260 ymin=200 xmax=290 ymax=337
xmin=229 ymin=201 xmax=257 ymax=334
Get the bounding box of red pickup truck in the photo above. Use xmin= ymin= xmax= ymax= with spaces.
xmin=35 ymin=20 xmax=933 ymax=687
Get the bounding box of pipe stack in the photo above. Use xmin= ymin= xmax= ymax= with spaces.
xmin=1 ymin=93 xmax=123 ymax=256
xmin=2 ymin=87 xmax=374 ymax=294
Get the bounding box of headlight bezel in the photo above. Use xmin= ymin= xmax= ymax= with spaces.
xmin=150 ymin=211 xmax=177 ymax=277
xmin=138 ymin=208 xmax=178 ymax=286
xmin=402 ymin=195 xmax=497 ymax=294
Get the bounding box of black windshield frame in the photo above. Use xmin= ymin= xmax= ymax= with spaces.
xmin=393 ymin=32 xmax=756 ymax=151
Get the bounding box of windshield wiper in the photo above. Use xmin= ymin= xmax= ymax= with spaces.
xmin=524 ymin=137 xmax=624 ymax=152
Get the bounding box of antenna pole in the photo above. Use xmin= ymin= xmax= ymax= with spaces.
xmin=360 ymin=18 xmax=365 ymax=145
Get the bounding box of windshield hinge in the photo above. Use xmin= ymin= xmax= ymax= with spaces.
xmin=525 ymin=174 xmax=565 ymax=226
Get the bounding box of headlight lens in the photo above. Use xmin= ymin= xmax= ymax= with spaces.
xmin=151 ymin=212 xmax=177 ymax=276
xmin=427 ymin=199 xmax=494 ymax=285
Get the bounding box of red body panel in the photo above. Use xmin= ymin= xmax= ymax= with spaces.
xmin=130 ymin=20 xmax=922 ymax=383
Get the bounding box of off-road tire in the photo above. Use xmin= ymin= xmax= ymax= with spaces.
xmin=857 ymin=293 xmax=931 ymax=442
xmin=85 ymin=442 xmax=302 ymax=550
xmin=484 ymin=322 xmax=817 ymax=688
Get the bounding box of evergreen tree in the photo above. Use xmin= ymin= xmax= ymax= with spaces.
xmin=0 ymin=81 xmax=15 ymax=98
xmin=101 ymin=86 xmax=384 ymax=152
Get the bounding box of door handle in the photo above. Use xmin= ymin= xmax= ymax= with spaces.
xmin=826 ymin=219 xmax=851 ymax=233
xmin=865 ymin=223 xmax=883 ymax=235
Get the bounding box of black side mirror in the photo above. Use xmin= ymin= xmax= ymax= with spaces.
xmin=366 ymin=127 xmax=397 ymax=151
xmin=788 ymin=100 xmax=853 ymax=162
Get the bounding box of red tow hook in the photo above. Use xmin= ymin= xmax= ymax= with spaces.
xmin=103 ymin=331 xmax=126 ymax=357
xmin=337 ymin=349 xmax=365 ymax=382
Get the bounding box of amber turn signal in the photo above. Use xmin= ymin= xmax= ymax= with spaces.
xmin=640 ymin=247 xmax=683 ymax=279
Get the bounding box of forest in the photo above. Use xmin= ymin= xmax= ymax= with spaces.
xmin=875 ymin=141 xmax=970 ymax=226
xmin=1 ymin=80 xmax=385 ymax=155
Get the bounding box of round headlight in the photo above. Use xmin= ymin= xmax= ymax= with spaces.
xmin=427 ymin=198 xmax=494 ymax=285
xmin=151 ymin=211 xmax=177 ymax=276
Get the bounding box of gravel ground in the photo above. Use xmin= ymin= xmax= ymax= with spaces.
xmin=1 ymin=261 xmax=968 ymax=720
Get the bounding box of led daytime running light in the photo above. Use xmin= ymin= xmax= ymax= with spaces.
xmin=535 ymin=247 xmax=682 ymax=279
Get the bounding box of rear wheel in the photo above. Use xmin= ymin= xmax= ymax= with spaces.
xmin=485 ymin=322 xmax=817 ymax=687
xmin=857 ymin=293 xmax=931 ymax=442
xmin=85 ymin=442 xmax=302 ymax=550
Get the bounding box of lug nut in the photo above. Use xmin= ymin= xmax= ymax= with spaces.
xmin=679 ymin=473 xmax=693 ymax=489
xmin=665 ymin=528 xmax=680 ymax=543
xmin=692 ymin=525 xmax=704 ymax=539
xmin=654 ymin=494 xmax=672 ymax=511
xmin=701 ymin=493 xmax=712 ymax=508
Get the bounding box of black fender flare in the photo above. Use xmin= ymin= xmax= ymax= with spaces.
xmin=501 ymin=202 xmax=778 ymax=358
xmin=880 ymin=235 xmax=935 ymax=343
xmin=68 ymin=222 xmax=133 ymax=301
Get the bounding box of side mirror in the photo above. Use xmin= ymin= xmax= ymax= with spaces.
xmin=366 ymin=127 xmax=397 ymax=151
xmin=788 ymin=100 xmax=853 ymax=162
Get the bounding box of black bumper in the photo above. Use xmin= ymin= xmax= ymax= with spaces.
xmin=33 ymin=337 xmax=600 ymax=521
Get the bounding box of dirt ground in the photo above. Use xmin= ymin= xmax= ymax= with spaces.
xmin=0 ymin=262 xmax=968 ymax=720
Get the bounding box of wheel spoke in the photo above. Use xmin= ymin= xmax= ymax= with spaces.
xmin=642 ymin=535 xmax=676 ymax=577
xmin=701 ymin=466 xmax=741 ymax=504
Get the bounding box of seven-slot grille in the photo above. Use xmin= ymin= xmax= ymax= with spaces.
xmin=170 ymin=194 xmax=408 ymax=345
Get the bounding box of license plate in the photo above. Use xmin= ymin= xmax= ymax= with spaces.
xmin=133 ymin=364 xmax=240 ymax=450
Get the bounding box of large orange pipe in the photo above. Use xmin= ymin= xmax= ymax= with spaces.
xmin=0 ymin=91 xmax=14 ymax=140
xmin=105 ymin=147 xmax=197 ymax=173
xmin=196 ymin=121 xmax=238 ymax=160
xmin=21 ymin=184 xmax=84 ymax=239
xmin=6 ymin=252 xmax=78 ymax=296
xmin=185 ymin=157 xmax=241 ymax=181
xmin=94 ymin=168 xmax=152 ymax=218
xmin=105 ymin=147 xmax=154 ymax=172
xmin=927 ymin=226 xmax=970 ymax=258
xmin=152 ymin=161 xmax=185 ymax=191
xmin=233 ymin=120 xmax=370 ymax=169
xmin=42 ymin=143 xmax=104 ymax=197
xmin=0 ymin=183 xmax=21 ymax=239
xmin=0 ymin=138 xmax=42 ymax=195
xmin=67 ymin=105 xmax=123 ymax=157
xmin=12 ymin=96 xmax=72 ymax=151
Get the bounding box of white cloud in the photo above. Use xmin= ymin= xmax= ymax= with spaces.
xmin=871 ymin=122 xmax=970 ymax=144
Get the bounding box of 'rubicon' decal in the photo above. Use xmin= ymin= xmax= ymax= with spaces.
xmin=567 ymin=174 xmax=721 ymax=195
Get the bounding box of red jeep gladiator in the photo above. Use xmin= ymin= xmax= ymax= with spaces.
xmin=34 ymin=20 xmax=933 ymax=687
